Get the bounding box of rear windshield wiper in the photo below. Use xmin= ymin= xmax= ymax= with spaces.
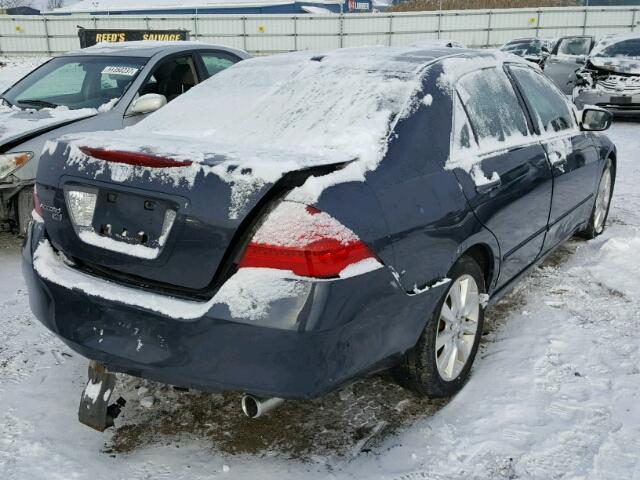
xmin=17 ymin=99 xmax=59 ymax=109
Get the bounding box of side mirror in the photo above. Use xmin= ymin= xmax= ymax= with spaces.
xmin=541 ymin=46 xmax=551 ymax=55
xmin=129 ymin=93 xmax=167 ymax=115
xmin=581 ymin=107 xmax=613 ymax=131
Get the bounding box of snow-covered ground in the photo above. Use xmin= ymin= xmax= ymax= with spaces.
xmin=0 ymin=57 xmax=48 ymax=93
xmin=1 ymin=60 xmax=640 ymax=480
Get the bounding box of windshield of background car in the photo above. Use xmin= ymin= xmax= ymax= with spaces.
xmin=2 ymin=55 xmax=147 ymax=111
xmin=594 ymin=38 xmax=640 ymax=59
xmin=502 ymin=41 xmax=542 ymax=56
xmin=557 ymin=37 xmax=591 ymax=56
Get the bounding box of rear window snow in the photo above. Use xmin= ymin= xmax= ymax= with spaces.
xmin=56 ymin=47 xmax=429 ymax=216
xmin=132 ymin=48 xmax=425 ymax=171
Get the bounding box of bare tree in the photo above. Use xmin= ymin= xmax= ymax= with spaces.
xmin=0 ymin=0 xmax=32 ymax=9
xmin=47 ymin=0 xmax=64 ymax=9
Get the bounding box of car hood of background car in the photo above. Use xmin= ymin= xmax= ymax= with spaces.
xmin=0 ymin=105 xmax=98 ymax=149
xmin=589 ymin=56 xmax=640 ymax=75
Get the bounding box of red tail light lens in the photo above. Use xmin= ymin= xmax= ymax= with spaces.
xmin=238 ymin=201 xmax=379 ymax=278
xmin=79 ymin=147 xmax=192 ymax=168
xmin=33 ymin=186 xmax=43 ymax=218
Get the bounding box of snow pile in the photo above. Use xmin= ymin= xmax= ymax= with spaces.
xmin=251 ymin=201 xmax=358 ymax=247
xmin=60 ymin=140 xmax=202 ymax=189
xmin=78 ymin=230 xmax=162 ymax=260
xmin=32 ymin=239 xmax=309 ymax=322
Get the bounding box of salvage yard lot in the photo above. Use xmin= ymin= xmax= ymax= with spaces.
xmin=1 ymin=58 xmax=640 ymax=480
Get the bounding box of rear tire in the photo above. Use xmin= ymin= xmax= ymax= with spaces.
xmin=16 ymin=186 xmax=33 ymax=237
xmin=393 ymin=255 xmax=485 ymax=398
xmin=580 ymin=158 xmax=614 ymax=240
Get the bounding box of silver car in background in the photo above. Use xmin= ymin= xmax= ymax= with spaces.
xmin=573 ymin=33 xmax=640 ymax=117
xmin=0 ymin=41 xmax=249 ymax=233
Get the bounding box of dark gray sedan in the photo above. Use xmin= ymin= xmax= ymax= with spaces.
xmin=22 ymin=47 xmax=616 ymax=428
xmin=0 ymin=41 xmax=249 ymax=233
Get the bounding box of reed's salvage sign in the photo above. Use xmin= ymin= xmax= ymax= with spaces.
xmin=78 ymin=28 xmax=189 ymax=48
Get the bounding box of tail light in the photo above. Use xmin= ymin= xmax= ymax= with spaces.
xmin=79 ymin=147 xmax=192 ymax=168
xmin=238 ymin=201 xmax=380 ymax=278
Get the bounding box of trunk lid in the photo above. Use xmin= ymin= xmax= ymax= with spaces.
xmin=36 ymin=133 xmax=351 ymax=295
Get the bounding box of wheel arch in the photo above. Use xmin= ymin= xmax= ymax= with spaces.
xmin=459 ymin=243 xmax=496 ymax=291
xmin=607 ymin=149 xmax=617 ymax=176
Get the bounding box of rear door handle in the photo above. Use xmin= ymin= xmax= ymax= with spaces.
xmin=475 ymin=174 xmax=502 ymax=193
xmin=549 ymin=151 xmax=568 ymax=167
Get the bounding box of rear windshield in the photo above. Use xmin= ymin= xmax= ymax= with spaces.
xmin=594 ymin=38 xmax=640 ymax=59
xmin=2 ymin=55 xmax=146 ymax=111
xmin=132 ymin=49 xmax=424 ymax=166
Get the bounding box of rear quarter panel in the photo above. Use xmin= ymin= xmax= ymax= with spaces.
xmin=357 ymin=68 xmax=499 ymax=293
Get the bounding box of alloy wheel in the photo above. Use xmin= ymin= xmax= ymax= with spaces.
xmin=435 ymin=274 xmax=481 ymax=381
xmin=593 ymin=165 xmax=612 ymax=234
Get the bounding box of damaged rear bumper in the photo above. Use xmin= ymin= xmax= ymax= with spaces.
xmin=22 ymin=221 xmax=443 ymax=400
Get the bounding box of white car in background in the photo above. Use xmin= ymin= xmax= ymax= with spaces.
xmin=573 ymin=33 xmax=640 ymax=117
xmin=0 ymin=41 xmax=248 ymax=233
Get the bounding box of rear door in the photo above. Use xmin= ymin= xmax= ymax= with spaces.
xmin=452 ymin=67 xmax=553 ymax=288
xmin=508 ymin=64 xmax=600 ymax=252
xmin=543 ymin=36 xmax=594 ymax=94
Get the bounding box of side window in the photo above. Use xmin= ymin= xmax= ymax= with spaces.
xmin=509 ymin=66 xmax=575 ymax=134
xmin=199 ymin=52 xmax=238 ymax=77
xmin=139 ymin=55 xmax=198 ymax=102
xmin=452 ymin=93 xmax=477 ymax=155
xmin=456 ymin=68 xmax=529 ymax=149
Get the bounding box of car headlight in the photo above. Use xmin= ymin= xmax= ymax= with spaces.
xmin=0 ymin=152 xmax=33 ymax=181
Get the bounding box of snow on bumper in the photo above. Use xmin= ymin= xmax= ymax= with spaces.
xmin=22 ymin=222 xmax=440 ymax=398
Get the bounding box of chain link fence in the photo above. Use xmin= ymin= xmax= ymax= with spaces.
xmin=0 ymin=6 xmax=637 ymax=56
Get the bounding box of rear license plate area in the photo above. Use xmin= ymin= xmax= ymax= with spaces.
xmin=91 ymin=189 xmax=175 ymax=248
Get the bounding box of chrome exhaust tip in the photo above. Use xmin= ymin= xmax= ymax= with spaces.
xmin=241 ymin=394 xmax=284 ymax=419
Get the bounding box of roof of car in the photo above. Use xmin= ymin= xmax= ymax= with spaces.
xmin=251 ymin=45 xmax=491 ymax=73
xmin=62 ymin=41 xmax=249 ymax=59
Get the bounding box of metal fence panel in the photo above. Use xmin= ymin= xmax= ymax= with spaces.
xmin=0 ymin=6 xmax=637 ymax=56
